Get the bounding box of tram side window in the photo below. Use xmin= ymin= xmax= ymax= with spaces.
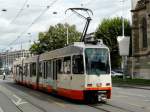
xmin=63 ymin=57 xmax=71 ymax=74
xmin=47 ymin=60 xmax=52 ymax=78
xmin=44 ymin=62 xmax=48 ymax=79
xmin=27 ymin=64 xmax=29 ymax=76
xmin=30 ymin=63 xmax=36 ymax=77
xmin=57 ymin=59 xmax=63 ymax=74
xmin=15 ymin=66 xmax=17 ymax=76
xmin=39 ymin=62 xmax=42 ymax=77
xmin=24 ymin=64 xmax=28 ymax=76
xmin=72 ymin=55 xmax=84 ymax=74
xmin=17 ymin=66 xmax=20 ymax=76
xmin=19 ymin=65 xmax=23 ymax=76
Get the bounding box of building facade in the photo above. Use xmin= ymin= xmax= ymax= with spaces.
xmin=129 ymin=0 xmax=150 ymax=79
xmin=0 ymin=50 xmax=31 ymax=69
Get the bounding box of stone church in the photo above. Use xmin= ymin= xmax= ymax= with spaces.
xmin=129 ymin=0 xmax=150 ymax=79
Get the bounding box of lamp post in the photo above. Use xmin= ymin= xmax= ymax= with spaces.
xmin=66 ymin=27 xmax=69 ymax=45
xmin=121 ymin=0 xmax=125 ymax=37
xmin=117 ymin=0 xmax=130 ymax=80
xmin=1 ymin=9 xmax=7 ymax=69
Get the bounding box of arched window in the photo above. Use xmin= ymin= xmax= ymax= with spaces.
xmin=142 ymin=17 xmax=148 ymax=48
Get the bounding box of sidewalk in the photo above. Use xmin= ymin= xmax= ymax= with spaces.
xmin=0 ymin=75 xmax=13 ymax=80
xmin=113 ymin=83 xmax=150 ymax=90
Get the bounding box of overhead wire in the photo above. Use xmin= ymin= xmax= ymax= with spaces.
xmin=9 ymin=0 xmax=29 ymax=24
xmin=4 ymin=0 xmax=124 ymax=51
xmin=3 ymin=0 xmax=59 ymax=51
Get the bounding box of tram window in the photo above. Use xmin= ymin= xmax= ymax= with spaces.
xmin=63 ymin=57 xmax=71 ymax=74
xmin=17 ymin=66 xmax=20 ymax=76
xmin=43 ymin=61 xmax=48 ymax=79
xmin=24 ymin=64 xmax=28 ymax=76
xmin=27 ymin=64 xmax=30 ymax=75
xmin=43 ymin=62 xmax=46 ymax=78
xmin=57 ymin=59 xmax=63 ymax=74
xmin=72 ymin=55 xmax=84 ymax=74
xmin=30 ymin=63 xmax=36 ymax=77
xmin=30 ymin=64 xmax=32 ymax=77
xmin=45 ymin=62 xmax=48 ymax=79
xmin=47 ymin=60 xmax=52 ymax=78
xmin=39 ymin=62 xmax=42 ymax=77
xmin=19 ymin=65 xmax=23 ymax=76
xmin=15 ymin=66 xmax=18 ymax=75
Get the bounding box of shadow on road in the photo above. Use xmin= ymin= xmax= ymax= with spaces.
xmin=4 ymin=81 xmax=94 ymax=105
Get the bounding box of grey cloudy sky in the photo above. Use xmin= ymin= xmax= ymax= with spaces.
xmin=0 ymin=0 xmax=131 ymax=51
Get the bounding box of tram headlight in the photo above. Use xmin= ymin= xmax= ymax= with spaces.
xmin=96 ymin=83 xmax=102 ymax=87
xmin=106 ymin=83 xmax=110 ymax=86
xmin=87 ymin=84 xmax=92 ymax=87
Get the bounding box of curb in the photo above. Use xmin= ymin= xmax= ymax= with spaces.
xmin=113 ymin=84 xmax=150 ymax=90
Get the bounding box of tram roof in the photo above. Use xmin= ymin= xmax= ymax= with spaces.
xmin=13 ymin=41 xmax=109 ymax=63
xmin=39 ymin=42 xmax=108 ymax=61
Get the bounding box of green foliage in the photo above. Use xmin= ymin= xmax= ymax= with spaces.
xmin=95 ymin=17 xmax=131 ymax=69
xmin=112 ymin=77 xmax=150 ymax=86
xmin=30 ymin=23 xmax=81 ymax=54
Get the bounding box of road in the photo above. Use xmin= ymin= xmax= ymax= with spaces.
xmin=0 ymin=78 xmax=150 ymax=112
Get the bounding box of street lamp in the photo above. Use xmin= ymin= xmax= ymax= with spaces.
xmin=117 ymin=0 xmax=130 ymax=79
xmin=2 ymin=9 xmax=7 ymax=12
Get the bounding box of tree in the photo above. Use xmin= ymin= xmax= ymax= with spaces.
xmin=30 ymin=23 xmax=81 ymax=54
xmin=95 ymin=17 xmax=131 ymax=69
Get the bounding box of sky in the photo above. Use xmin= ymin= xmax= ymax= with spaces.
xmin=0 ymin=0 xmax=131 ymax=51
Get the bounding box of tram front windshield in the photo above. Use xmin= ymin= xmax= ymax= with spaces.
xmin=85 ymin=48 xmax=110 ymax=75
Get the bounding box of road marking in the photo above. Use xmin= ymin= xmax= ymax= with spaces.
xmin=11 ymin=95 xmax=27 ymax=106
xmin=118 ymin=92 xmax=150 ymax=98
xmin=128 ymin=103 xmax=150 ymax=111
xmin=53 ymin=102 xmax=66 ymax=108
xmin=128 ymin=103 xmax=141 ymax=107
xmin=113 ymin=95 xmax=128 ymax=98
xmin=0 ymin=107 xmax=4 ymax=112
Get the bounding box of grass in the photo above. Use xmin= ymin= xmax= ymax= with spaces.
xmin=112 ymin=77 xmax=150 ymax=86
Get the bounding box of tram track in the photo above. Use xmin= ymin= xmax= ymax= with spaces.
xmin=88 ymin=102 xmax=135 ymax=112
xmin=88 ymin=104 xmax=111 ymax=112
xmin=105 ymin=103 xmax=135 ymax=112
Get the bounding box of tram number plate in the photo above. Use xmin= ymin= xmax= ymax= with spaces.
xmin=98 ymin=91 xmax=107 ymax=93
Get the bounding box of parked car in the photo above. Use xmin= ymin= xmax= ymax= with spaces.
xmin=111 ymin=71 xmax=123 ymax=78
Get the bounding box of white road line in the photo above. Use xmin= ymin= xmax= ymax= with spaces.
xmin=0 ymin=107 xmax=4 ymax=112
xmin=11 ymin=95 xmax=27 ymax=106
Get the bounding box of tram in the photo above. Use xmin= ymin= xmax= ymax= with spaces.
xmin=13 ymin=40 xmax=112 ymax=102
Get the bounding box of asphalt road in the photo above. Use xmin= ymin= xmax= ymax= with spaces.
xmin=0 ymin=78 xmax=150 ymax=112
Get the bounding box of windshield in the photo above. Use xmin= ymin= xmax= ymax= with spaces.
xmin=85 ymin=48 xmax=110 ymax=75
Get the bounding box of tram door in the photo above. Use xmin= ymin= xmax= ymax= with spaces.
xmin=53 ymin=60 xmax=57 ymax=90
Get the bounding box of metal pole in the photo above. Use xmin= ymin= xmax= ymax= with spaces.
xmin=122 ymin=0 xmax=125 ymax=79
xmin=122 ymin=0 xmax=125 ymax=37
xmin=67 ymin=27 xmax=69 ymax=45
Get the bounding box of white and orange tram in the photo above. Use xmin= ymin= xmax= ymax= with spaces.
xmin=13 ymin=41 xmax=112 ymax=102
